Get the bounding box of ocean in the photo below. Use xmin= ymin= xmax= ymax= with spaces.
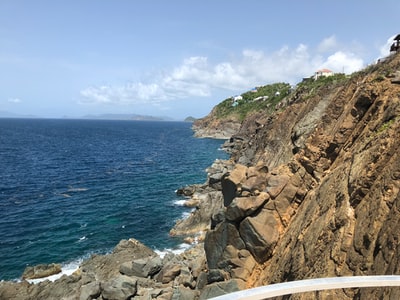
xmin=0 ymin=119 xmax=227 ymax=281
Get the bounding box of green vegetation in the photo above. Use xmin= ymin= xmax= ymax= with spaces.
xmin=373 ymin=74 xmax=386 ymax=82
xmin=213 ymin=74 xmax=350 ymax=122
xmin=377 ymin=117 xmax=397 ymax=134
xmin=214 ymin=82 xmax=291 ymax=121
xmin=296 ymin=73 xmax=347 ymax=94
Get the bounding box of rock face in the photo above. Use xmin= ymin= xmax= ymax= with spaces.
xmin=192 ymin=111 xmax=241 ymax=139
xmin=200 ymin=53 xmax=400 ymax=299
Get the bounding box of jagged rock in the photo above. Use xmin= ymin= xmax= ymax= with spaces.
xmin=79 ymin=281 xmax=101 ymax=300
xmin=182 ymin=245 xmax=207 ymax=280
xmin=265 ymin=173 xmax=290 ymax=198
xmin=183 ymin=198 xmax=200 ymax=208
xmin=156 ymin=290 xmax=174 ymax=300
xmin=81 ymin=238 xmax=157 ymax=282
xmin=0 ymin=281 xmax=30 ymax=300
xmin=230 ymin=249 xmax=257 ymax=281
xmin=221 ymin=164 xmax=248 ymax=206
xmin=207 ymin=269 xmax=226 ymax=284
xmin=204 ymin=222 xmax=246 ymax=269
xmin=28 ymin=272 xmax=82 ymax=299
xmin=175 ymin=266 xmax=195 ymax=288
xmin=208 ymin=172 xmax=224 ymax=189
xmin=210 ymin=208 xmax=226 ymax=230
xmin=155 ymin=263 xmax=181 ymax=284
xmin=170 ymin=191 xmax=224 ymax=236
xmin=239 ymin=207 xmax=279 ymax=262
xmin=216 ymin=245 xmax=257 ymax=281
xmin=192 ymin=116 xmax=241 ymax=139
xmin=176 ymin=185 xmax=198 ymax=196
xmin=199 ymin=279 xmax=246 ymax=299
xmin=137 ymin=256 xmax=162 ymax=278
xmin=120 ymin=256 xmax=162 ymax=278
xmin=101 ymin=275 xmax=137 ymax=300
xmin=22 ymin=263 xmax=62 ymax=280
xmin=171 ymin=286 xmax=200 ymax=300
xmin=225 ymin=192 xmax=270 ymax=222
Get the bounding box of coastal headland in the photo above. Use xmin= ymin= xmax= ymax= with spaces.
xmin=1 ymin=52 xmax=400 ymax=299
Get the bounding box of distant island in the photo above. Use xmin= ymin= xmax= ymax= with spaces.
xmin=184 ymin=116 xmax=197 ymax=122
xmin=0 ymin=111 xmax=175 ymax=121
xmin=0 ymin=111 xmax=38 ymax=119
xmin=79 ymin=113 xmax=174 ymax=121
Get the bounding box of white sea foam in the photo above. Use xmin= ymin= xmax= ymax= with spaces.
xmin=155 ymin=243 xmax=191 ymax=258
xmin=173 ymin=199 xmax=187 ymax=206
xmin=67 ymin=187 xmax=89 ymax=192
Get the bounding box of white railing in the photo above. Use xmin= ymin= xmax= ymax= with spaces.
xmin=211 ymin=276 xmax=400 ymax=300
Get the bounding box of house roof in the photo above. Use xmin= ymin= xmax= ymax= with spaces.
xmin=394 ymin=34 xmax=400 ymax=41
xmin=316 ymin=68 xmax=333 ymax=73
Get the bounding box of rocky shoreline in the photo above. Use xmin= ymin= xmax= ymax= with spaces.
xmin=0 ymin=156 xmax=241 ymax=299
xmin=0 ymin=151 xmax=300 ymax=299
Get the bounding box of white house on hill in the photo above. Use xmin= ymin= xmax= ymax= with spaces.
xmin=314 ymin=68 xmax=333 ymax=80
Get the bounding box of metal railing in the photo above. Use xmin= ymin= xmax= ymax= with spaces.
xmin=211 ymin=276 xmax=400 ymax=299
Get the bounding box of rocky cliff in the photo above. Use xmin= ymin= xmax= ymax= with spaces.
xmin=197 ymin=52 xmax=400 ymax=299
xmin=1 ymin=53 xmax=400 ymax=300
xmin=192 ymin=110 xmax=241 ymax=139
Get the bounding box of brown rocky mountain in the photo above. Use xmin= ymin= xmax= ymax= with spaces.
xmin=1 ymin=52 xmax=399 ymax=299
xmin=193 ymin=52 xmax=400 ymax=299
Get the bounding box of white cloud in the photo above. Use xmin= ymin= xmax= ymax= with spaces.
xmin=318 ymin=35 xmax=338 ymax=53
xmin=8 ymin=97 xmax=21 ymax=103
xmin=80 ymin=37 xmax=366 ymax=106
xmin=380 ymin=34 xmax=396 ymax=58
xmin=319 ymin=51 xmax=364 ymax=74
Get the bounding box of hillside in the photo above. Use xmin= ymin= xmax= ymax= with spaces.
xmin=193 ymin=82 xmax=293 ymax=139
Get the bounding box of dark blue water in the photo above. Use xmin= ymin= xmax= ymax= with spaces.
xmin=0 ymin=119 xmax=227 ymax=280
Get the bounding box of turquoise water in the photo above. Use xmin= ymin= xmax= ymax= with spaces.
xmin=0 ymin=119 xmax=227 ymax=280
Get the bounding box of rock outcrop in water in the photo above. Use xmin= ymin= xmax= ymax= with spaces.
xmin=1 ymin=51 xmax=400 ymax=300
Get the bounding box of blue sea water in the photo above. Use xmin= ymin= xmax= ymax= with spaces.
xmin=0 ymin=119 xmax=227 ymax=280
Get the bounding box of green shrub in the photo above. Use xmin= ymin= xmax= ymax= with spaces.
xmin=214 ymin=82 xmax=292 ymax=120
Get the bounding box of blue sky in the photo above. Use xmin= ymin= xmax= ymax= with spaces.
xmin=1 ymin=1 xmax=399 ymax=120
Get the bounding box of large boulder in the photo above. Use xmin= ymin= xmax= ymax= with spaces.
xmin=101 ymin=275 xmax=137 ymax=300
xmin=239 ymin=207 xmax=280 ymax=263
xmin=155 ymin=263 xmax=182 ymax=284
xmin=171 ymin=286 xmax=200 ymax=300
xmin=225 ymin=192 xmax=270 ymax=222
xmin=221 ymin=164 xmax=248 ymax=206
xmin=265 ymin=173 xmax=290 ymax=198
xmin=119 ymin=256 xmax=162 ymax=278
xmin=170 ymin=191 xmax=224 ymax=236
xmin=81 ymin=238 xmax=156 ymax=281
xmin=216 ymin=245 xmax=257 ymax=281
xmin=199 ymin=279 xmax=246 ymax=299
xmin=80 ymin=281 xmax=101 ymax=300
xmin=204 ymin=222 xmax=246 ymax=269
